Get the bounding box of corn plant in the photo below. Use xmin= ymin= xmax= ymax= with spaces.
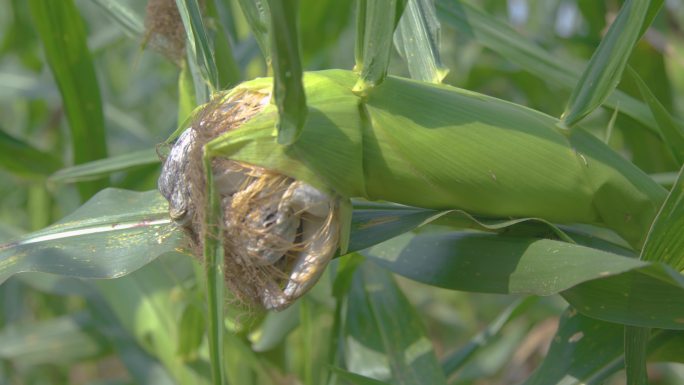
xmin=1 ymin=0 xmax=684 ymax=384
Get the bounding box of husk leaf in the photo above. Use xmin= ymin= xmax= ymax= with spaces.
xmin=206 ymin=70 xmax=666 ymax=249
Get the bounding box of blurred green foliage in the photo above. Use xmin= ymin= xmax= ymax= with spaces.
xmin=1 ymin=0 xmax=684 ymax=384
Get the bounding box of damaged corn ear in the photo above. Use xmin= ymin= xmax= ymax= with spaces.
xmin=158 ymin=89 xmax=340 ymax=311
xmin=205 ymin=70 xmax=666 ymax=250
xmin=161 ymin=69 xmax=667 ymax=311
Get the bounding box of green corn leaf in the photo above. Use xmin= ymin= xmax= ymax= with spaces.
xmin=205 ymin=0 xmax=242 ymax=89
xmin=639 ymin=0 xmax=665 ymax=38
xmin=266 ymin=0 xmax=308 ymax=145
xmin=639 ymin=166 xmax=684 ymax=270
xmin=622 ymin=165 xmax=684 ymax=384
xmin=353 ymin=0 xmax=407 ymax=93
xmin=90 ymin=0 xmax=144 ymax=38
xmin=632 ymin=68 xmax=684 ymax=166
xmin=561 ymin=0 xmax=650 ymax=127
xmin=625 ymin=326 xmax=650 ymax=385
xmin=201 ymin=155 xmax=226 ymax=385
xmin=0 ymin=189 xmax=572 ymax=291
xmin=364 ymin=230 xmax=684 ymax=329
xmin=28 ymin=0 xmax=108 ymax=199
xmin=0 ymin=189 xmax=182 ymax=284
xmin=49 ymin=149 xmax=159 ymax=184
xmin=0 ymin=128 xmax=62 ymax=179
xmin=561 ymin=263 xmax=684 ymax=329
xmin=345 ymin=261 xmax=447 ymax=385
xmin=175 ymin=0 xmax=219 ymax=91
xmin=394 ymin=0 xmax=448 ymax=83
xmin=435 ymin=0 xmax=677 ymax=137
xmin=235 ymin=0 xmax=271 ymax=62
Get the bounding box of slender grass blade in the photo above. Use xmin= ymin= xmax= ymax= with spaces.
xmin=175 ymin=0 xmax=219 ymax=91
xmin=235 ymin=0 xmax=271 ymax=62
xmin=28 ymin=0 xmax=109 ymax=199
xmin=435 ymin=0 xmax=679 ymax=136
xmin=625 ymin=326 xmax=650 ymax=385
xmin=49 ymin=149 xmax=159 ymax=184
xmin=632 ymin=68 xmax=684 ymax=166
xmin=394 ymin=0 xmax=448 ymax=83
xmin=266 ymin=0 xmax=308 ymax=145
xmin=640 ymin=164 xmax=684 ymax=275
xmin=202 ymin=155 xmax=226 ymax=385
xmin=353 ymin=0 xmax=406 ymax=93
xmin=561 ymin=0 xmax=650 ymax=127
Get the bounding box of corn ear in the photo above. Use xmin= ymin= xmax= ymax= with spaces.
xmin=205 ymin=70 xmax=666 ymax=249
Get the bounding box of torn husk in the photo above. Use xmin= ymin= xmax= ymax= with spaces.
xmin=159 ymin=89 xmax=340 ymax=311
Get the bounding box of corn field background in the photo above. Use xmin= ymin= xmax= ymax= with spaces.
xmin=1 ymin=0 xmax=684 ymax=384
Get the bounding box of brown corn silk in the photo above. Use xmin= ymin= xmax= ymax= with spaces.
xmin=177 ymin=89 xmax=338 ymax=308
xmin=204 ymin=70 xmax=667 ymax=249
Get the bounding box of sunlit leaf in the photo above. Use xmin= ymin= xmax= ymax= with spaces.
xmin=235 ymin=0 xmax=271 ymax=62
xmin=353 ymin=0 xmax=407 ymax=93
xmin=0 ymin=189 xmax=182 ymax=284
xmin=394 ymin=0 xmax=448 ymax=83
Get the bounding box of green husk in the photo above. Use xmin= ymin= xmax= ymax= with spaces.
xmin=205 ymin=70 xmax=666 ymax=249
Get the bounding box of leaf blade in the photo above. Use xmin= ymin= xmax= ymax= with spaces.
xmin=393 ymin=0 xmax=449 ymax=83
xmin=345 ymin=261 xmax=447 ymax=385
xmin=28 ymin=0 xmax=109 ymax=199
xmin=561 ymin=0 xmax=650 ymax=127
xmin=49 ymin=149 xmax=160 ymax=184
xmin=0 ymin=189 xmax=181 ymax=284
xmin=266 ymin=0 xmax=308 ymax=145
